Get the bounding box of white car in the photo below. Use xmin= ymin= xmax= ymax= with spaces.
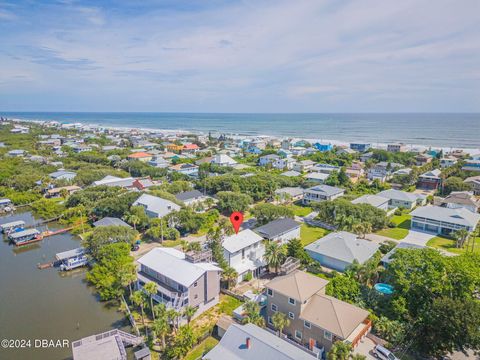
xmin=373 ymin=345 xmax=399 ymax=360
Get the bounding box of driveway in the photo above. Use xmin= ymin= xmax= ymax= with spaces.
xmin=353 ymin=336 xmax=377 ymax=360
xmin=400 ymin=229 xmax=435 ymax=246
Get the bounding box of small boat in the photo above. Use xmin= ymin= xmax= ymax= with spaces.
xmin=56 ymin=247 xmax=88 ymax=271
xmin=0 ymin=220 xmax=26 ymax=234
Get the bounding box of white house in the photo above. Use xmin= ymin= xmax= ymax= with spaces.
xmin=292 ymin=160 xmax=315 ymax=173
xmin=133 ymin=193 xmax=181 ymax=218
xmin=222 ymin=229 xmax=266 ymax=284
xmin=410 ymin=205 xmax=480 ymax=235
xmin=303 ymin=185 xmax=345 ymax=205
xmin=211 ymin=154 xmax=237 ymax=167
xmin=272 ymin=157 xmax=295 ymax=170
xmin=259 ymin=154 xmax=280 ymax=166
xmin=377 ymin=189 xmax=426 ymax=210
xmin=304 ymin=172 xmax=330 ymax=184
xmin=351 ymin=194 xmax=389 ymax=211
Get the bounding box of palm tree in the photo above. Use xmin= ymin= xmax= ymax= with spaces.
xmin=187 ymin=241 xmax=202 ymax=252
xmin=153 ymin=303 xmax=166 ymax=320
xmin=242 ymin=301 xmax=265 ymax=327
xmin=264 ymin=241 xmax=286 ymax=274
xmin=350 ymin=354 xmax=366 ymax=360
xmin=327 ymin=341 xmax=352 ymax=360
xmin=166 ymin=308 xmax=181 ymax=333
xmin=453 ymin=228 xmax=469 ymax=248
xmin=271 ymin=312 xmax=290 ymax=337
xmin=119 ymin=269 xmax=137 ymax=298
xmin=123 ymin=213 xmax=140 ymax=230
xmin=130 ymin=291 xmax=147 ymax=327
xmin=183 ymin=305 xmax=197 ymax=325
xmin=144 ymin=282 xmax=158 ymax=321
xmin=222 ymin=266 xmax=238 ymax=289
xmin=152 ymin=316 xmax=169 ymax=350
xmin=180 ymin=239 xmax=189 ymax=252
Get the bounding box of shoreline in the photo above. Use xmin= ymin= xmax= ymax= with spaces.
xmin=4 ymin=115 xmax=480 ymax=154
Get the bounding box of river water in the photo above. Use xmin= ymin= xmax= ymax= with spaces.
xmin=0 ymin=210 xmax=129 ymax=360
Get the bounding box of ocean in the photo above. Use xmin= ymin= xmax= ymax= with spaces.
xmin=2 ymin=112 xmax=479 ymax=149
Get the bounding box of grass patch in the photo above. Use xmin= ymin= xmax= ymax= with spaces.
xmin=300 ymin=223 xmax=328 ymax=246
xmin=427 ymin=235 xmax=480 ymax=254
xmin=183 ymin=336 xmax=219 ymax=360
xmin=161 ymin=239 xmax=182 ymax=247
xmin=287 ymin=204 xmax=313 ymax=217
xmin=376 ymin=214 xmax=411 ymax=240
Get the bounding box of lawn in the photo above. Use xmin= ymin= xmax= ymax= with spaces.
xmin=287 ymin=204 xmax=313 ymax=217
xmin=161 ymin=239 xmax=183 ymax=247
xmin=427 ymin=235 xmax=480 ymax=254
xmin=376 ymin=214 xmax=411 ymax=240
xmin=300 ymin=223 xmax=328 ymax=246
xmin=183 ymin=336 xmax=219 ymax=360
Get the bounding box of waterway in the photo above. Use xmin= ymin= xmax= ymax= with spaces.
xmin=0 ymin=210 xmax=129 ymax=360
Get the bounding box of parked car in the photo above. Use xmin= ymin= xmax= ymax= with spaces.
xmin=373 ymin=345 xmax=398 ymax=360
xmin=131 ymin=244 xmax=140 ymax=251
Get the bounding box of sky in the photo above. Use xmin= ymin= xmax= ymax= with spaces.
xmin=0 ymin=0 xmax=479 ymax=113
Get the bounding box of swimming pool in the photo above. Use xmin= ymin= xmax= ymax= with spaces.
xmin=374 ymin=283 xmax=394 ymax=295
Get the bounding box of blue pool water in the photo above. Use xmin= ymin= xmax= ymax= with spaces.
xmin=374 ymin=283 xmax=394 ymax=295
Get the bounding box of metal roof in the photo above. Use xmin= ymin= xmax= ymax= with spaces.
xmin=56 ymin=247 xmax=85 ymax=261
xmin=410 ymin=205 xmax=480 ymax=227
xmin=222 ymin=229 xmax=264 ymax=254
xmin=93 ymin=217 xmax=132 ymax=228
xmin=305 ymin=185 xmax=344 ymax=196
xmin=9 ymin=228 xmax=40 ymax=239
xmin=351 ymin=194 xmax=389 ymax=208
xmin=132 ymin=194 xmax=181 ymax=218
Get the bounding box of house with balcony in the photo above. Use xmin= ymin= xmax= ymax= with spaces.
xmin=313 ymin=143 xmax=333 ymax=152
xmin=464 ymin=175 xmax=480 ymax=195
xmin=367 ymin=162 xmax=403 ymax=182
xmin=415 ymin=153 xmax=433 ymax=166
xmin=137 ymin=248 xmax=222 ymax=320
xmin=259 ymin=154 xmax=281 ymax=166
xmin=387 ymin=143 xmax=406 ymax=152
xmin=222 ymin=229 xmax=266 ymax=284
xmin=169 ymin=163 xmax=199 ymax=177
xmin=310 ymin=163 xmax=340 ymax=174
xmin=438 ymin=191 xmax=479 ymax=213
xmin=292 ymin=160 xmax=315 ymax=173
xmin=211 ymin=154 xmax=237 ymax=167
xmin=265 ymin=271 xmax=371 ymax=354
xmin=410 ymin=205 xmax=480 ymax=235
xmin=127 ymin=152 xmax=153 ymax=162
xmin=417 ymin=169 xmax=442 ymax=190
xmin=440 ymin=156 xmax=458 ymax=168
xmin=462 ymin=159 xmax=480 ymax=172
xmin=302 ymin=185 xmax=345 ymax=205
xmin=273 ymin=157 xmax=296 ymax=170
xmin=349 ymin=143 xmax=371 ymax=152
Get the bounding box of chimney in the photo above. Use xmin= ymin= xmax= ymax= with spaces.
xmin=246 ymin=337 xmax=251 ymax=349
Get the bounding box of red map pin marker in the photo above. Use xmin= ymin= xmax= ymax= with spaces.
xmin=230 ymin=212 xmax=244 ymax=234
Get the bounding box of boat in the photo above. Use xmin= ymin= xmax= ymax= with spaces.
xmin=56 ymin=247 xmax=88 ymax=271
xmin=0 ymin=220 xmax=26 ymax=234
xmin=9 ymin=228 xmax=42 ymax=246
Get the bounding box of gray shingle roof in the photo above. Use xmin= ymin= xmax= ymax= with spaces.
xmin=204 ymin=323 xmax=317 ymax=360
xmin=377 ymin=189 xmax=419 ymax=203
xmin=304 ymin=231 xmax=379 ymax=265
xmin=305 ymin=184 xmax=344 ymax=196
xmin=254 ymin=218 xmax=301 ymax=239
xmin=175 ymin=190 xmax=204 ymax=201
xmin=351 ymin=194 xmax=389 ymax=208
xmin=93 ymin=217 xmax=132 ymax=228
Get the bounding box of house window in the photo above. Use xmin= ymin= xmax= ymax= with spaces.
xmin=194 ymin=295 xmax=198 ymax=300
xmin=268 ymin=317 xmax=273 ymax=325
xmin=288 ymin=312 xmax=294 ymax=320
xmin=324 ymin=331 xmax=332 ymax=340
xmin=267 ymin=288 xmax=273 ymax=297
xmin=304 ymin=321 xmax=311 ymax=329
xmin=242 ymin=249 xmax=245 ymax=259
xmin=288 ymin=297 xmax=296 ymax=305
xmin=271 ymin=304 xmax=277 ymax=312
xmin=295 ymin=330 xmax=302 ymax=340
xmin=193 ymin=282 xmax=198 ymax=287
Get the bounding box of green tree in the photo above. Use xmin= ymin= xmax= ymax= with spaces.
xmin=271 ymin=311 xmax=290 ymax=337
xmin=286 ymin=238 xmax=311 ymax=264
xmin=216 ymin=191 xmax=252 ymax=213
xmin=242 ymin=301 xmax=265 ymax=327
xmin=130 ymin=290 xmax=147 ymax=327
xmin=442 ymin=176 xmax=472 ymax=195
xmin=251 ymin=203 xmax=294 ymax=225
xmin=264 ymin=241 xmax=287 ymax=273
xmin=222 ymin=266 xmax=238 ymax=289
xmin=144 ymin=282 xmax=158 ymax=321
xmin=183 ymin=305 xmax=197 ymax=325
xmin=166 ymin=325 xmax=197 ymax=359
xmin=152 ymin=316 xmax=169 ymax=350
xmin=327 ymin=341 xmax=352 ymax=360
xmin=85 ymin=225 xmax=138 ymax=259
xmin=452 ymin=228 xmax=469 ymax=249
xmin=326 ymin=274 xmax=360 ymax=303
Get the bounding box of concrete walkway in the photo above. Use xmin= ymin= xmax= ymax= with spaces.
xmin=400 ymin=229 xmax=435 ymax=246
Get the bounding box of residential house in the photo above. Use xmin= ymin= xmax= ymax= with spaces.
xmin=137 ymin=248 xmax=222 ymax=319
xmin=350 ymin=143 xmax=371 ymax=152
xmin=169 ymin=163 xmax=199 ymax=177
xmin=166 ymin=143 xmax=183 ymax=152
xmin=175 ymin=190 xmax=209 ymax=206
xmin=93 ymin=175 xmax=136 ymax=188
xmin=72 ymin=144 xmax=92 ymax=153
xmin=292 ymin=160 xmax=315 ymax=173
xmin=310 ymin=163 xmax=339 ymax=174
xmin=367 ymin=162 xmax=403 ymax=182
xmin=132 ymin=194 xmax=181 ymax=218
xmin=336 ymin=147 xmax=356 ymax=156
xmin=302 ymin=185 xmax=345 ymax=205
xmin=281 ymin=139 xmax=293 ymax=150
xmin=273 ymin=157 xmax=296 ymax=170
xmin=291 ymin=147 xmax=307 ymax=156
xmin=274 ymin=187 xmax=304 ymax=203
xmin=255 ymin=218 xmax=301 ymax=245
xmin=132 ymin=178 xmax=155 ymax=190
xmin=259 ymin=154 xmax=280 ymax=166
xmin=128 ymin=152 xmax=153 ymax=162
xmin=440 ymin=156 xmax=458 ymax=168
xmin=360 ymin=152 xmax=373 ymax=163
xmin=410 ymin=205 xmax=480 ymax=235
xmin=46 ymin=185 xmax=81 ymax=198
xmin=278 ymin=149 xmax=293 ymax=158
xmin=204 ymin=323 xmax=319 ymax=360
xmin=464 ymin=175 xmax=480 ymax=195
xmin=281 ymin=170 xmax=301 ymax=177
xmin=304 ymin=172 xmax=330 ymax=184
xmin=222 ymin=229 xmax=266 ymax=284
xmin=7 ymin=149 xmax=26 ymax=157
xmin=439 ymin=191 xmax=479 ymax=213
xmin=93 ymin=217 xmax=132 ymax=228
xmin=345 ymin=162 xmax=364 ymax=183
xmin=377 ymin=189 xmax=425 ymax=209
xmin=148 ymin=156 xmax=170 ymax=168
xmin=49 ymin=170 xmax=77 ymax=181
xmin=304 ymin=231 xmax=379 ymax=272
xmin=387 ymin=143 xmax=406 ymax=152
xmin=265 ymin=271 xmax=371 ymax=353
xmin=0 ymin=198 xmax=12 ymax=210
xmin=417 ymin=169 xmax=442 ymax=190
xmin=462 ymin=159 xmax=480 ymax=172
xmin=351 ymin=194 xmax=389 ymax=211
xmin=211 ymin=154 xmax=237 ymax=167
xmin=182 ymin=143 xmax=200 ymax=153
xmin=415 ymin=153 xmax=433 ymax=166
xmin=313 ymin=143 xmax=333 ymax=152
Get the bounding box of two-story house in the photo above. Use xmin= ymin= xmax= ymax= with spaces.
xmin=265 ymin=270 xmax=371 ymax=353
xmin=132 ymin=193 xmax=181 ymax=218
xmin=302 ymin=185 xmax=345 ymax=205
xmin=417 ymin=169 xmax=442 ymax=190
xmin=367 ymin=162 xmax=403 ymax=182
xmin=137 ymin=248 xmax=222 ymax=321
xmin=259 ymin=154 xmax=281 ymax=167
xmin=222 ymin=229 xmax=266 ymax=284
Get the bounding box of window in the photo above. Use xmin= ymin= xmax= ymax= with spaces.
xmin=242 ymin=249 xmax=245 ymax=259
xmin=288 ymin=312 xmax=294 ymax=320
xmin=295 ymin=330 xmax=302 ymax=340
xmin=271 ymin=304 xmax=277 ymax=312
xmin=268 ymin=317 xmax=273 ymax=325
xmin=288 ymin=297 xmax=296 ymax=305
xmin=324 ymin=331 xmax=332 ymax=340
xmin=304 ymin=321 xmax=311 ymax=329
xmin=194 ymin=294 xmax=198 ymax=300
xmin=193 ymin=281 xmax=198 ymax=287
xmin=267 ymin=288 xmax=273 ymax=297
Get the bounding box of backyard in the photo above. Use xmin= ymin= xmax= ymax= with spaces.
xmin=376 ymin=214 xmax=411 ymax=240
xmin=183 ymin=336 xmax=219 ymax=360
xmin=300 ymin=223 xmax=328 ymax=246
xmin=427 ymin=235 xmax=480 ymax=254
xmin=287 ymin=203 xmax=313 ymax=217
